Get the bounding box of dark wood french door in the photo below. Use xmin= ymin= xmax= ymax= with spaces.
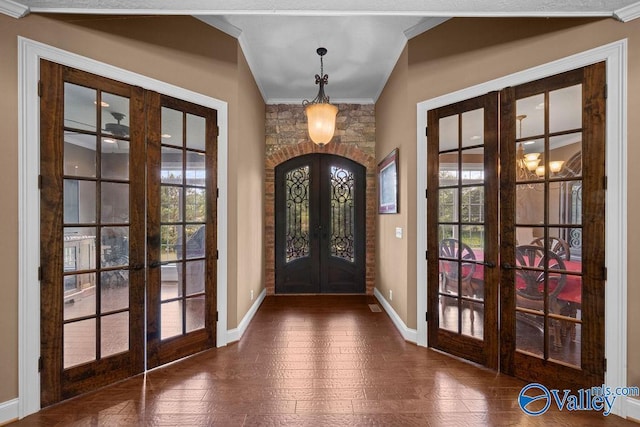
xmin=427 ymin=93 xmax=500 ymax=368
xmin=145 ymin=92 xmax=217 ymax=369
xmin=275 ymin=154 xmax=366 ymax=294
xmin=39 ymin=60 xmax=217 ymax=406
xmin=427 ymin=62 xmax=606 ymax=390
xmin=499 ymin=63 xmax=606 ymax=390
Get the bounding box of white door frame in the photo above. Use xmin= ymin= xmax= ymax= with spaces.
xmin=416 ymin=40 xmax=628 ymax=416
xmin=18 ymin=37 xmax=229 ymax=418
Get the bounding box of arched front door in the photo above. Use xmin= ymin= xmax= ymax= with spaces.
xmin=275 ymin=154 xmax=366 ymax=293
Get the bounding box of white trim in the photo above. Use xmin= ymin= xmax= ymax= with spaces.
xmin=18 ymin=37 xmax=229 ymax=418
xmin=226 ymin=289 xmax=266 ymax=343
xmin=0 ymin=398 xmax=19 ymax=425
xmin=374 ymin=288 xmax=417 ymax=343
xmin=21 ymin=7 xmax=622 ymax=18
xmin=614 ymin=1 xmax=640 ymax=22
xmin=416 ymin=103 xmax=428 ymax=348
xmin=195 ymin=15 xmax=243 ymax=38
xmin=0 ymin=0 xmax=29 ymax=18
xmin=624 ymin=397 xmax=640 ymax=422
xmin=416 ymin=40 xmax=627 ymax=416
xmin=267 ymin=98 xmax=375 ymax=105
xmin=404 ymin=17 xmax=449 ymax=39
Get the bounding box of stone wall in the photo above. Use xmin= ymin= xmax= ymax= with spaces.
xmin=266 ymin=104 xmax=375 ymax=156
xmin=265 ymin=104 xmax=376 ymax=295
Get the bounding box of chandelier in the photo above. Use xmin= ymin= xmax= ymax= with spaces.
xmin=516 ymin=114 xmax=564 ymax=181
xmin=303 ymin=47 xmax=338 ymax=147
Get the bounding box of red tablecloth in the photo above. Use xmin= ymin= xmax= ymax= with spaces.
xmin=461 ymin=259 xmax=582 ymax=304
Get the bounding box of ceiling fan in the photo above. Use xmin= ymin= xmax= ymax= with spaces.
xmin=104 ymin=111 xmax=129 ymax=138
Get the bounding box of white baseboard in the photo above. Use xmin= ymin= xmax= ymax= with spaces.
xmin=0 ymin=398 xmax=18 ymax=425
xmin=624 ymin=396 xmax=640 ymax=422
xmin=374 ymin=288 xmax=417 ymax=343
xmin=226 ymin=288 xmax=266 ymax=343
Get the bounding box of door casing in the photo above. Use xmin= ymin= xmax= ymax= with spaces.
xmin=416 ymin=40 xmax=628 ymax=415
xmin=18 ymin=37 xmax=229 ymax=418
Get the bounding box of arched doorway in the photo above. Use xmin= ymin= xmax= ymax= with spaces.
xmin=275 ymin=154 xmax=366 ymax=293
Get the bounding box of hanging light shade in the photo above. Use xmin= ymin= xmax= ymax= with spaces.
xmin=303 ymin=47 xmax=338 ymax=146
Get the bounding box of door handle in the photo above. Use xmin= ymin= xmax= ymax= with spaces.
xmin=149 ymin=260 xmax=169 ymax=268
xmin=479 ymin=261 xmax=496 ymax=268
xmin=501 ymin=262 xmax=522 ymax=270
xmin=130 ymin=263 xmax=145 ymax=271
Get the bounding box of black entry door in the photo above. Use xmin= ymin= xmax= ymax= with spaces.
xmin=275 ymin=154 xmax=365 ymax=293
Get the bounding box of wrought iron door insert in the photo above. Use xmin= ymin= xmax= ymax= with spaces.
xmin=275 ymin=154 xmax=365 ymax=294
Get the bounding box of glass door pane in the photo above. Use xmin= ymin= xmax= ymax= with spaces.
xmin=62 ymin=85 xmax=132 ymax=369
xmin=436 ymin=111 xmax=486 ymax=339
xmin=512 ymin=85 xmax=583 ymax=367
xmin=159 ymin=107 xmax=207 ymax=340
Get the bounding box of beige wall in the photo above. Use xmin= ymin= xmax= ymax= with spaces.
xmin=376 ymin=16 xmax=640 ymax=391
xmin=375 ymin=46 xmax=416 ymax=326
xmin=233 ymin=48 xmax=266 ymax=326
xmin=0 ymin=13 xmax=265 ymax=402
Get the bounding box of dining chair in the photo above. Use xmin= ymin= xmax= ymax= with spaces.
xmin=514 ymin=245 xmax=568 ymax=348
xmin=439 ymin=238 xmax=479 ymax=324
xmin=530 ymin=236 xmax=571 ymax=261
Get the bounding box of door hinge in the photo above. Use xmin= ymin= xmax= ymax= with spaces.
xmin=426 ymin=312 xmax=429 ymax=322
xmin=216 ymin=188 xmax=219 ymax=199
xmin=603 ymin=266 xmax=607 ymax=281
xmin=215 ymin=125 xmax=220 ymax=136
xmin=216 ymin=250 xmax=219 ymax=260
xmin=38 ymin=174 xmax=43 ymax=189
xmin=604 ymin=358 xmax=607 ymax=372
xmin=38 ymin=266 xmax=42 ymax=281
xmin=425 ymin=189 xmax=428 ymax=198
xmin=38 ymin=80 xmax=42 ymax=97
xmin=426 ymin=251 xmax=428 ymax=260
xmin=603 ymin=176 xmax=608 ymax=190
xmin=38 ymin=356 xmax=43 ymax=372
xmin=216 ymin=311 xmax=219 ymax=322
xmin=425 ymin=127 xmax=428 ymax=137
xmin=604 ymin=84 xmax=608 ymax=99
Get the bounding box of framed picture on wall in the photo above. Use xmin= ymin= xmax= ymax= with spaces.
xmin=378 ymin=148 xmax=399 ymax=214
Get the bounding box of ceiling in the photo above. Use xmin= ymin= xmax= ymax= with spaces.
xmin=3 ymin=0 xmax=640 ymax=103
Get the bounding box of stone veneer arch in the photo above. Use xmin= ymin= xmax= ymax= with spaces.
xmin=265 ymin=141 xmax=376 ymax=295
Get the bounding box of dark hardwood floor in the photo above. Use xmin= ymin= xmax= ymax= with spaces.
xmin=11 ymin=295 xmax=638 ymax=426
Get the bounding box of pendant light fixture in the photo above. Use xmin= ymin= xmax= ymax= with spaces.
xmin=303 ymin=47 xmax=338 ymax=147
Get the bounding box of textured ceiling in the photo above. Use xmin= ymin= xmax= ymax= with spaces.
xmin=4 ymin=0 xmax=640 ymax=103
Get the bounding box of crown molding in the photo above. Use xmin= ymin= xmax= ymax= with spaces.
xmin=614 ymin=1 xmax=640 ymax=22
xmin=195 ymin=15 xmax=242 ymax=38
xmin=267 ymin=98 xmax=374 ymax=105
xmin=404 ymin=16 xmax=449 ymax=39
xmin=0 ymin=0 xmax=29 ymax=18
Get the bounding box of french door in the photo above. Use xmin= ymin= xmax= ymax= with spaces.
xmin=499 ymin=63 xmax=605 ymax=390
xmin=427 ymin=62 xmax=606 ymax=389
xmin=275 ymin=154 xmax=366 ymax=294
xmin=427 ymin=93 xmax=499 ymax=368
xmin=39 ymin=60 xmax=217 ymax=406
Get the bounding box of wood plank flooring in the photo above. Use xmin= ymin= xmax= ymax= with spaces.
xmin=10 ymin=295 xmax=638 ymax=426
